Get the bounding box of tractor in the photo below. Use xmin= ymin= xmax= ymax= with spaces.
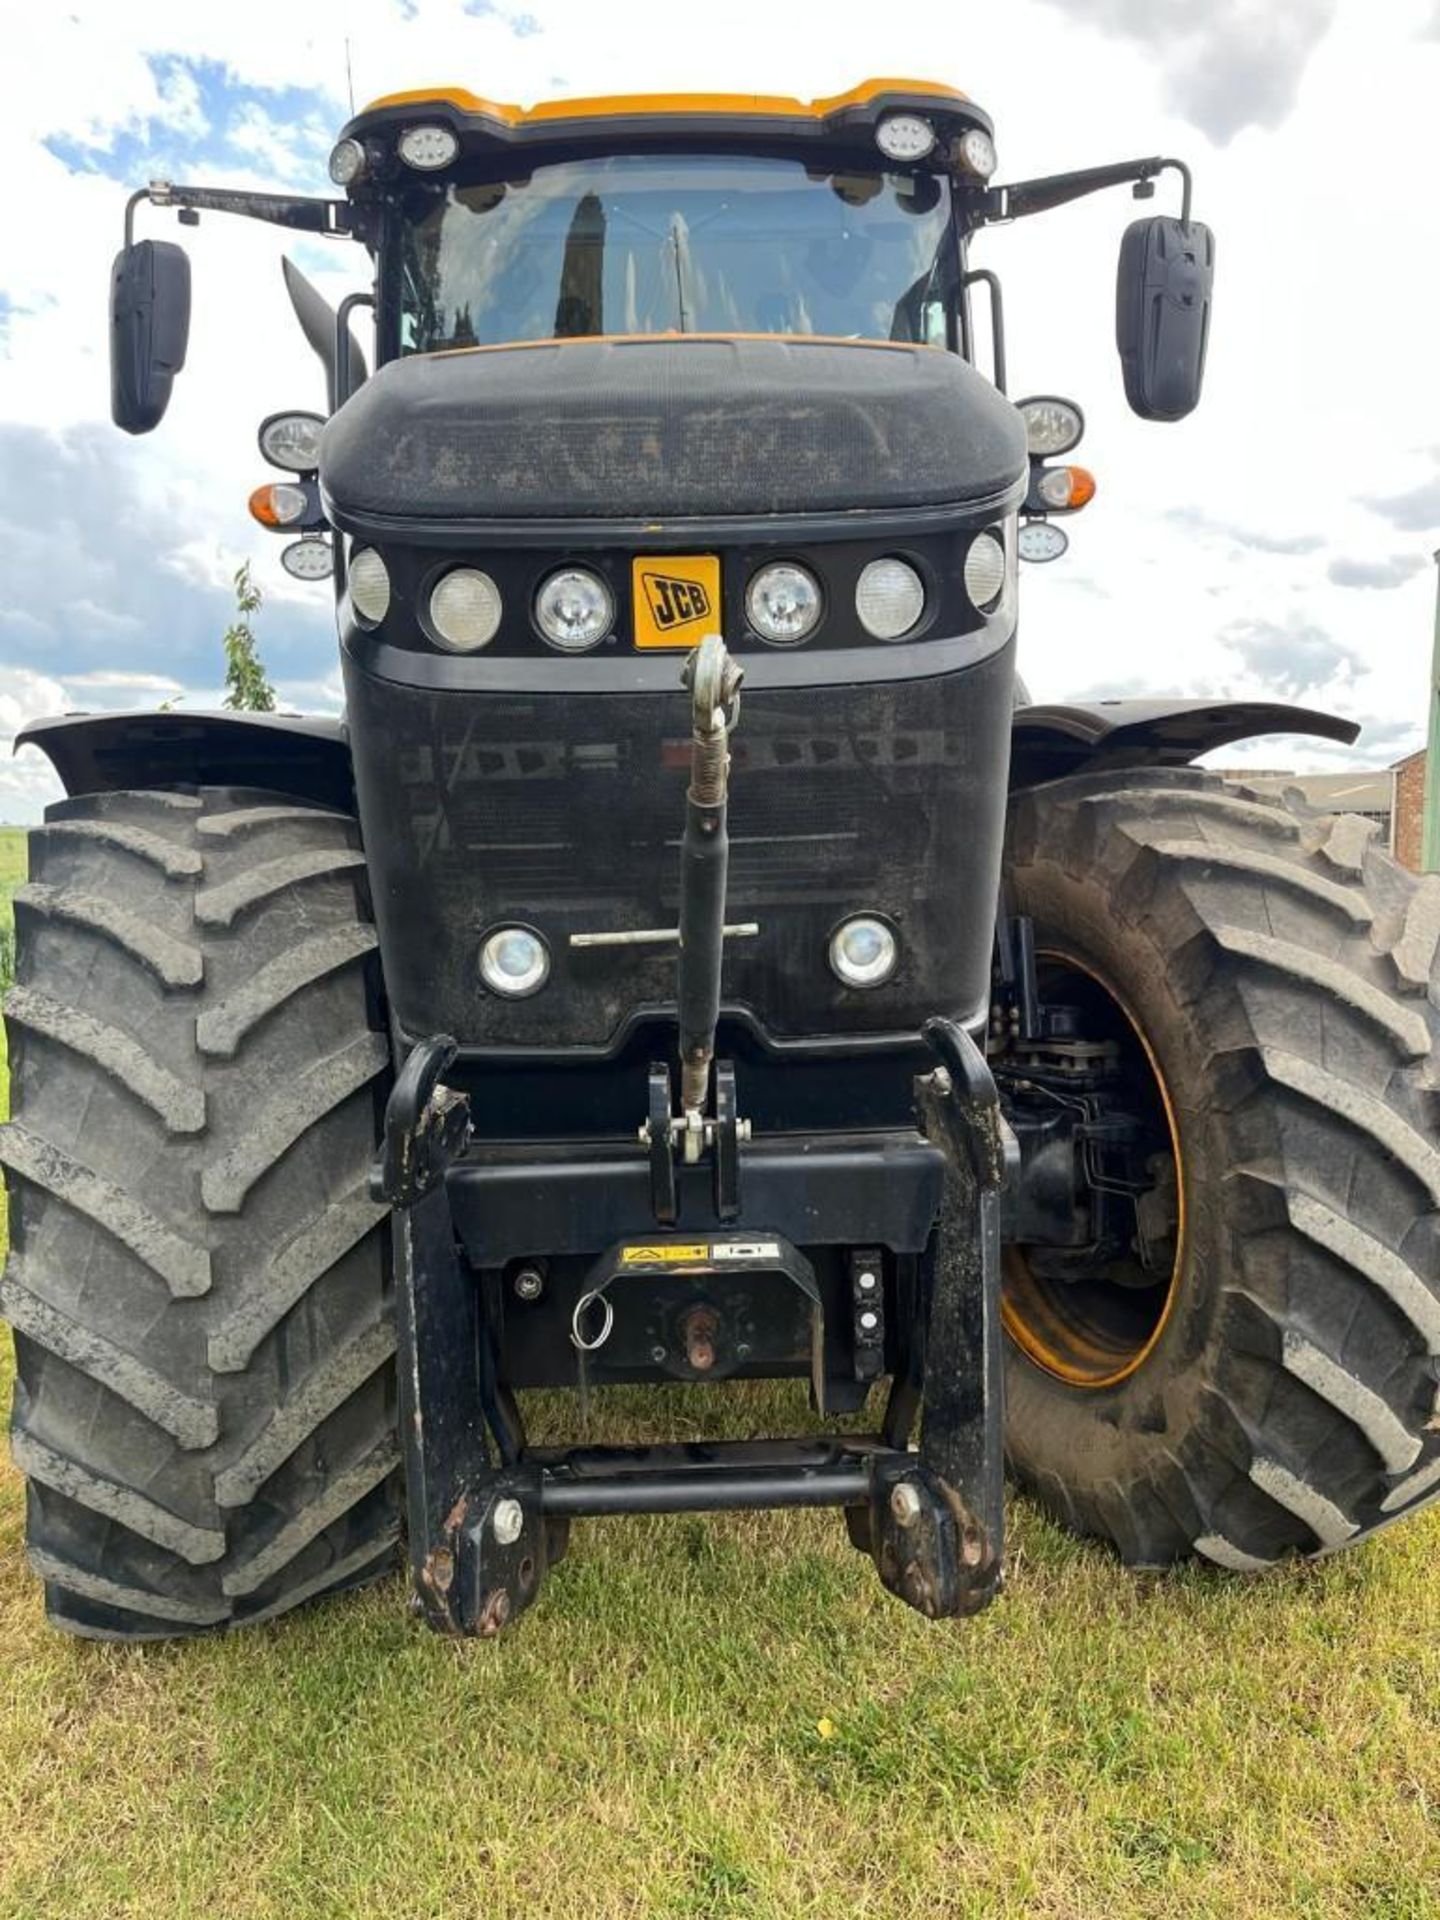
xmin=5 ymin=79 xmax=1437 ymax=1638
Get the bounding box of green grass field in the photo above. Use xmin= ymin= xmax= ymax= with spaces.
xmin=0 ymin=821 xmax=1436 ymax=1918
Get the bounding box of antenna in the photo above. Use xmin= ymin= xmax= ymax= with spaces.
xmin=344 ymin=37 xmax=355 ymax=117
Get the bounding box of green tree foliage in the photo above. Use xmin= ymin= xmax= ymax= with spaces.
xmin=222 ymin=562 xmax=276 ymax=713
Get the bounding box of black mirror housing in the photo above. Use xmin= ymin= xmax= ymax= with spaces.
xmin=1115 ymin=215 xmax=1214 ymax=421
xmin=110 ymin=239 xmax=191 ymax=434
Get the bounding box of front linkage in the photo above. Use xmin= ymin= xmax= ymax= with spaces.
xmin=372 ymin=638 xmax=1010 ymax=1634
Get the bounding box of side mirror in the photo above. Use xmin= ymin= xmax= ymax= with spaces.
xmin=110 ymin=239 xmax=191 ymax=434
xmin=1115 ymin=215 xmax=1214 ymax=422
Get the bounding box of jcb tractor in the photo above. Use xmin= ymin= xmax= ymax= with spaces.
xmin=5 ymin=79 xmax=1437 ymax=1638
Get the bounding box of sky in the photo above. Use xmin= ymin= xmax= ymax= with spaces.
xmin=0 ymin=0 xmax=1437 ymax=819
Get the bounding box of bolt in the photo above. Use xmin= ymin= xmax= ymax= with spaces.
xmin=858 ymin=1270 xmax=877 ymax=1291
xmin=651 ymin=1344 xmax=668 ymax=1365
xmin=890 ymin=1481 xmax=923 ymax=1528
xmin=513 ymin=1265 xmax=545 ymax=1303
xmin=492 ymin=1497 xmax=525 ymax=1546
xmin=859 ymin=1309 xmax=879 ymax=1333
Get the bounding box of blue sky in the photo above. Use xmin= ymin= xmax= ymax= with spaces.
xmin=1 ymin=0 xmax=1437 ymax=818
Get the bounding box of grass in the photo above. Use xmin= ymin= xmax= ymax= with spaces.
xmin=0 ymin=824 xmax=1438 ymax=1917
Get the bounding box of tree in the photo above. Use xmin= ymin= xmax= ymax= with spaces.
xmin=222 ymin=561 xmax=276 ymax=712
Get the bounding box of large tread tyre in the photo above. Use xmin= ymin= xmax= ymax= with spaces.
xmin=1001 ymin=766 xmax=1440 ymax=1570
xmin=1 ymin=788 xmax=399 ymax=1638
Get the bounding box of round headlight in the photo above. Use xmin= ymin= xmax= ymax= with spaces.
xmin=957 ymin=128 xmax=997 ymax=179
xmin=479 ymin=925 xmax=550 ymax=998
xmin=1018 ymin=520 xmax=1070 ymax=564
xmin=876 ymin=114 xmax=936 ymax=162
xmin=534 ymin=568 xmax=614 ymax=652
xmin=1016 ymin=395 xmax=1084 ymax=458
xmin=258 ymin=410 xmax=325 ymax=473
xmin=398 ymin=124 xmax=459 ymax=170
xmin=430 ymin=569 xmax=502 ymax=652
xmin=281 ymin=536 xmax=334 ymax=581
xmin=856 ymin=558 xmax=926 ymax=640
xmin=328 ymin=138 xmax=366 ymax=187
xmin=746 ymin=563 xmax=822 ymax=646
xmin=348 ymin=549 xmax=391 ymax=625
xmin=829 ymin=915 xmax=898 ymax=989
xmin=964 ymin=531 xmax=1007 ymax=613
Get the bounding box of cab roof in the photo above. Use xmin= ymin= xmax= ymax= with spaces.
xmin=338 ymin=77 xmax=989 ymax=159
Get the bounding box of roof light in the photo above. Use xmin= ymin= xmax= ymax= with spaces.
xmin=956 ymin=128 xmax=997 ymax=179
xmin=1016 ymin=395 xmax=1085 ymax=458
xmin=328 ymin=138 xmax=366 ymax=187
xmin=876 ymin=114 xmax=936 ymax=163
xmin=397 ymin=124 xmax=459 ymax=170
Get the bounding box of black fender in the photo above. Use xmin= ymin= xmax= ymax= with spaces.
xmin=16 ymin=709 xmax=356 ymax=812
xmin=1009 ymin=697 xmax=1359 ymax=791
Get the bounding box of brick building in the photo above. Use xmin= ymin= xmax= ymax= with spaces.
xmin=1392 ymin=747 xmax=1429 ymax=871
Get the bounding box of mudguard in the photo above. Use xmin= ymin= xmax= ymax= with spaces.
xmin=1009 ymin=697 xmax=1359 ymax=791
xmin=16 ymin=708 xmax=355 ymax=811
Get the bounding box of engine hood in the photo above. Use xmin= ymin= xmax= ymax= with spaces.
xmin=321 ymin=334 xmax=1028 ymax=528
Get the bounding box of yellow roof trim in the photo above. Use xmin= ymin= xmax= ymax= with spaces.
xmin=362 ymin=77 xmax=969 ymax=125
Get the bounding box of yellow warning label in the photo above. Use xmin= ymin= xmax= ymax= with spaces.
xmin=632 ymin=555 xmax=721 ymax=650
xmin=621 ymin=1243 xmax=709 ymax=1265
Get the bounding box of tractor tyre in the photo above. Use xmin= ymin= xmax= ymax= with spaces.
xmin=1000 ymin=766 xmax=1440 ymax=1569
xmin=1 ymin=788 xmax=399 ymax=1637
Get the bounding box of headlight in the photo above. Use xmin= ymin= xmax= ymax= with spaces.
xmin=746 ymin=562 xmax=822 ymax=646
xmin=258 ymin=410 xmax=325 ymax=473
xmin=430 ymin=569 xmax=503 ymax=652
xmin=328 ymin=138 xmax=366 ymax=186
xmin=1016 ymin=396 xmax=1085 ymax=458
xmin=829 ymin=915 xmax=898 ymax=989
xmin=348 ymin=548 xmax=391 ymax=624
xmin=479 ymin=925 xmax=550 ymax=997
xmin=534 ymin=568 xmax=614 ymax=652
xmin=281 ymin=536 xmax=334 ymax=581
xmin=963 ymin=530 xmax=1008 ymax=612
xmin=876 ymin=114 xmax=936 ymax=162
xmin=398 ymin=124 xmax=459 ymax=170
xmin=856 ymin=558 xmax=926 ymax=641
xmin=956 ymin=128 xmax=997 ymax=179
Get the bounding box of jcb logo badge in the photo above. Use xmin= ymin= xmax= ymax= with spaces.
xmin=632 ymin=554 xmax=721 ymax=650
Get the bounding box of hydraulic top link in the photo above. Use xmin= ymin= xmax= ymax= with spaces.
xmin=676 ymin=635 xmax=743 ymax=1118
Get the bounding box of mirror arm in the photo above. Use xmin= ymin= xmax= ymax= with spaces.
xmin=126 ymin=182 xmax=353 ymax=245
xmin=982 ymin=156 xmax=1192 ymax=227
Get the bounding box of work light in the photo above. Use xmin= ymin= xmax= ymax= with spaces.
xmin=1018 ymin=521 xmax=1069 ymax=564
xmin=398 ymin=124 xmax=459 ymax=170
xmin=829 ymin=915 xmax=899 ymax=989
xmin=430 ymin=569 xmax=503 ymax=651
xmin=328 ymin=138 xmax=366 ymax=186
xmin=856 ymin=558 xmax=925 ymax=640
xmin=534 ymin=568 xmax=614 ymax=652
xmin=956 ymin=128 xmax=997 ymax=179
xmin=281 ymin=536 xmax=334 ymax=581
xmin=746 ymin=563 xmax=822 ymax=646
xmin=479 ymin=925 xmax=550 ymax=997
xmin=348 ymin=548 xmax=391 ymax=624
xmin=875 ymin=114 xmax=936 ymax=162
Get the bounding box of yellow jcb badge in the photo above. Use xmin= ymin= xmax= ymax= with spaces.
xmin=632 ymin=555 xmax=721 ymax=649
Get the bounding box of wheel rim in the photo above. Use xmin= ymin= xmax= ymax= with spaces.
xmin=1000 ymin=948 xmax=1187 ymax=1389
